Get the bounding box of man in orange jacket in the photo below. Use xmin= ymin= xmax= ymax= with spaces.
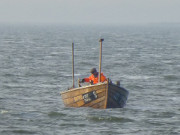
xmin=81 ymin=68 xmax=107 ymax=84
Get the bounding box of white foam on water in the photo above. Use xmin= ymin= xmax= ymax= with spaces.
xmin=1 ymin=110 xmax=8 ymax=114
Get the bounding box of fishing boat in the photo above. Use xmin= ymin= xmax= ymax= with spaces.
xmin=60 ymin=39 xmax=129 ymax=109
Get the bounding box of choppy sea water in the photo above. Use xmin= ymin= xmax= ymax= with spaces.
xmin=0 ymin=24 xmax=179 ymax=135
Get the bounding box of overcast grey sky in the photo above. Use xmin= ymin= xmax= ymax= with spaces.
xmin=0 ymin=0 xmax=180 ymax=25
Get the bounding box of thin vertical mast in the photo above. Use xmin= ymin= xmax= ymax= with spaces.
xmin=72 ymin=42 xmax=75 ymax=88
xmin=99 ymin=39 xmax=104 ymax=83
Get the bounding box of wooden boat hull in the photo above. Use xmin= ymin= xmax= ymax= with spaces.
xmin=60 ymin=81 xmax=129 ymax=109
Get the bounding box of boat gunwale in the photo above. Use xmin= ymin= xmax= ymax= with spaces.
xmin=60 ymin=82 xmax=108 ymax=95
xmin=109 ymin=83 xmax=129 ymax=94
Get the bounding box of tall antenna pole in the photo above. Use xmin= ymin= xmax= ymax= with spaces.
xmin=72 ymin=42 xmax=75 ymax=88
xmin=99 ymin=39 xmax=104 ymax=83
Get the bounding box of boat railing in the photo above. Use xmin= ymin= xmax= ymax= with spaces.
xmin=77 ymin=78 xmax=121 ymax=87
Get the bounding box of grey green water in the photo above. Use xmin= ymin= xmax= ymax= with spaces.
xmin=0 ymin=24 xmax=179 ymax=135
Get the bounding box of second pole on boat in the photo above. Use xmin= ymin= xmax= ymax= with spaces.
xmin=72 ymin=42 xmax=75 ymax=88
xmin=99 ymin=39 xmax=104 ymax=83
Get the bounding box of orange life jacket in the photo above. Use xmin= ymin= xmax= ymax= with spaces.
xmin=84 ymin=73 xmax=106 ymax=84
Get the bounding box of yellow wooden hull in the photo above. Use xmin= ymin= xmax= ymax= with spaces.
xmin=60 ymin=81 xmax=129 ymax=109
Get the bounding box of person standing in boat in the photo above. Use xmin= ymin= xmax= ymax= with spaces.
xmin=81 ymin=68 xmax=107 ymax=84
